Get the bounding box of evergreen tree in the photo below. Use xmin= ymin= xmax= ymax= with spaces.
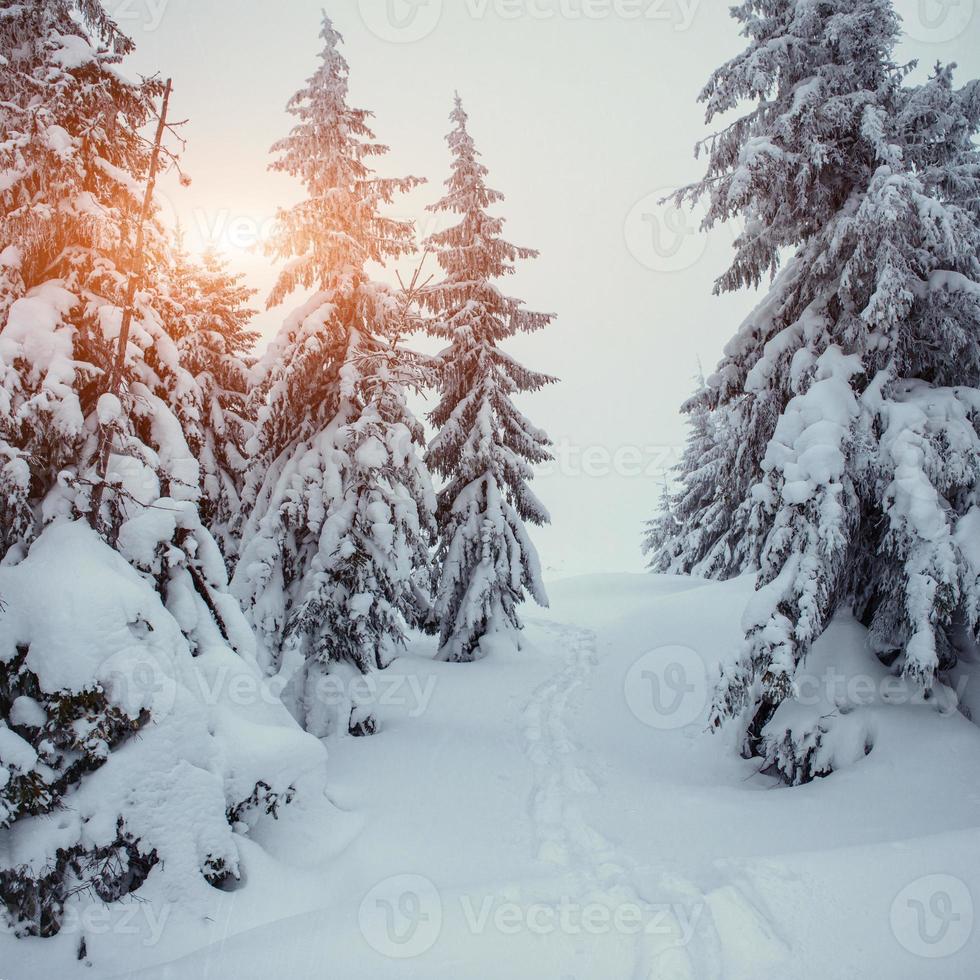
xmin=0 ymin=1 xmax=216 ymax=557
xmin=232 ymin=16 xmax=433 ymax=736
xmin=420 ymin=96 xmax=555 ymax=663
xmin=0 ymin=3 xmax=332 ymax=944
xmin=0 ymin=0 xmax=164 ymax=557
xmin=644 ymin=369 xmax=736 ymax=577
xmin=651 ymin=0 xmax=980 ymax=780
xmin=163 ymin=237 xmax=258 ymax=566
xmin=0 ymin=6 xmax=229 ymax=643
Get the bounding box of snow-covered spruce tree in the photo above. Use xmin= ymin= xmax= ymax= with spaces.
xmin=0 ymin=4 xmax=330 ymax=946
xmin=232 ymin=16 xmax=433 ymax=736
xmin=420 ymin=96 xmax=555 ymax=663
xmin=0 ymin=0 xmax=163 ymax=559
xmin=163 ymin=237 xmax=258 ymax=566
xmin=0 ymin=1 xmax=228 ymax=630
xmin=651 ymin=0 xmax=980 ymax=781
xmin=643 ymin=369 xmax=735 ymax=577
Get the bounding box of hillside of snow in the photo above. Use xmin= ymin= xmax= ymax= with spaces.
xmin=4 ymin=572 xmax=978 ymax=979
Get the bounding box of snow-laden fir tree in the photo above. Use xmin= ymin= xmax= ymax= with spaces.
xmin=0 ymin=0 xmax=164 ymax=558
xmin=649 ymin=0 xmax=980 ymax=781
xmin=0 ymin=0 xmax=231 ymax=623
xmin=163 ymin=238 xmax=258 ymax=566
xmin=643 ymin=367 xmax=735 ymax=577
xmin=232 ymin=16 xmax=434 ymax=736
xmin=420 ymin=96 xmax=555 ymax=663
xmin=0 ymin=3 xmax=328 ymax=944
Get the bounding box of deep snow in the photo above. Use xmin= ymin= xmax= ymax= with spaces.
xmin=5 ymin=572 xmax=979 ymax=979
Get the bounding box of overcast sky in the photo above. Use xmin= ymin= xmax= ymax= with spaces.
xmin=118 ymin=0 xmax=980 ymax=579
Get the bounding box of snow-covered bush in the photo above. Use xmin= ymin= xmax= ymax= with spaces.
xmin=648 ymin=0 xmax=980 ymax=778
xmin=0 ymin=522 xmax=331 ymax=942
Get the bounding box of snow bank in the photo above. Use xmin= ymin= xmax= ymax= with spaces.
xmin=74 ymin=571 xmax=980 ymax=979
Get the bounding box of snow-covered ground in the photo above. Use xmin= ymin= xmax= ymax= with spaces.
xmin=7 ymin=573 xmax=980 ymax=979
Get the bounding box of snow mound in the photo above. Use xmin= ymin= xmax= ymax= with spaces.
xmin=0 ymin=522 xmax=336 ymax=970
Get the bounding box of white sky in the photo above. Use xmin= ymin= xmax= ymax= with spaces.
xmin=119 ymin=0 xmax=980 ymax=579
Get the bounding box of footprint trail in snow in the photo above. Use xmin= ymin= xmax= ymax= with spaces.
xmin=521 ymin=622 xmax=728 ymax=980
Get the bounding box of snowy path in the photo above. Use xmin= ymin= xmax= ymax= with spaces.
xmin=520 ymin=622 xmax=717 ymax=980
xmin=23 ymin=573 xmax=978 ymax=980
xmin=521 ymin=622 xmax=604 ymax=869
